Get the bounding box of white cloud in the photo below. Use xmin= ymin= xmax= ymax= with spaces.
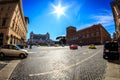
xmin=77 ymin=10 xmax=115 ymax=32
xmin=91 ymin=10 xmax=114 ymax=27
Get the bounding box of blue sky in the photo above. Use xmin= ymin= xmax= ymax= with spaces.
xmin=22 ymin=0 xmax=115 ymax=40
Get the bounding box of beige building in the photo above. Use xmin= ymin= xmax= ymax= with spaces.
xmin=111 ymin=0 xmax=120 ymax=42
xmin=0 ymin=0 xmax=29 ymax=46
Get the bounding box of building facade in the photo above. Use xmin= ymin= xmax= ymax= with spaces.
xmin=111 ymin=0 xmax=120 ymax=42
xmin=66 ymin=24 xmax=111 ymax=45
xmin=28 ymin=32 xmax=53 ymax=45
xmin=0 ymin=0 xmax=29 ymax=46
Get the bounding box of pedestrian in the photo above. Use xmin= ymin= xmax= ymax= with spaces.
xmin=29 ymin=44 xmax=32 ymax=49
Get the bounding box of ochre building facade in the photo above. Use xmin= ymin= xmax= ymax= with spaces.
xmin=0 ymin=0 xmax=29 ymax=46
xmin=66 ymin=24 xmax=111 ymax=45
xmin=111 ymin=0 xmax=120 ymax=42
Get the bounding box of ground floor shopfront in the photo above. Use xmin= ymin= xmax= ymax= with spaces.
xmin=0 ymin=29 xmax=26 ymax=46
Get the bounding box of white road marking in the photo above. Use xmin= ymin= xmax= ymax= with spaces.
xmin=83 ymin=52 xmax=87 ymax=54
xmin=29 ymin=49 xmax=101 ymax=77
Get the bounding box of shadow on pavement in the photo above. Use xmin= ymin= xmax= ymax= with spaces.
xmin=0 ymin=56 xmax=21 ymax=61
xmin=107 ymin=58 xmax=120 ymax=65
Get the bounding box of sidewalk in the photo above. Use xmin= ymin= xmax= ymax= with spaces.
xmin=104 ymin=59 xmax=120 ymax=80
xmin=0 ymin=59 xmax=12 ymax=71
xmin=0 ymin=60 xmax=20 ymax=80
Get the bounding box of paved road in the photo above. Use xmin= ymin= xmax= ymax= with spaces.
xmin=9 ymin=45 xmax=106 ymax=80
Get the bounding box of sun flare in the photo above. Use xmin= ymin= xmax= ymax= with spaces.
xmin=51 ymin=2 xmax=67 ymax=19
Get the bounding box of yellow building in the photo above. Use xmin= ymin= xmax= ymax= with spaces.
xmin=0 ymin=0 xmax=29 ymax=46
xmin=111 ymin=0 xmax=120 ymax=41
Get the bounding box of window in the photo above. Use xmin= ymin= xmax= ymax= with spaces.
xmin=12 ymin=22 xmax=14 ymax=29
xmin=117 ymin=3 xmax=120 ymax=11
xmin=1 ymin=7 xmax=3 ymax=11
xmin=15 ymin=23 xmax=17 ymax=30
xmin=96 ymin=32 xmax=99 ymax=36
xmin=76 ymin=37 xmax=78 ymax=40
xmin=94 ymin=33 xmax=96 ymax=36
xmin=15 ymin=26 xmax=17 ymax=31
xmin=2 ymin=18 xmax=6 ymax=27
xmin=82 ymin=35 xmax=85 ymax=38
xmin=2 ymin=45 xmax=9 ymax=49
xmin=91 ymin=33 xmax=94 ymax=37
xmin=8 ymin=6 xmax=10 ymax=10
xmin=6 ymin=13 xmax=8 ymax=17
xmin=87 ymin=34 xmax=89 ymax=38
xmin=119 ymin=24 xmax=120 ymax=31
xmin=9 ymin=45 xmax=17 ymax=50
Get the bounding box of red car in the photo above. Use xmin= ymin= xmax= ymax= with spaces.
xmin=69 ymin=45 xmax=78 ymax=49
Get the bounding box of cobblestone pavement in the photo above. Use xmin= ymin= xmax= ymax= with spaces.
xmin=9 ymin=46 xmax=106 ymax=80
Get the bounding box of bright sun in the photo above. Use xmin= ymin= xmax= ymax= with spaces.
xmin=51 ymin=2 xmax=67 ymax=19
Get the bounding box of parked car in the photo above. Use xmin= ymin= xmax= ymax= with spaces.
xmin=69 ymin=45 xmax=78 ymax=49
xmin=103 ymin=41 xmax=119 ymax=60
xmin=89 ymin=44 xmax=96 ymax=49
xmin=0 ymin=44 xmax=28 ymax=59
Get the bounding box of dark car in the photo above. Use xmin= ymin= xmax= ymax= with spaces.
xmin=17 ymin=45 xmax=24 ymax=49
xmin=17 ymin=45 xmax=28 ymax=49
xmin=103 ymin=41 xmax=119 ymax=60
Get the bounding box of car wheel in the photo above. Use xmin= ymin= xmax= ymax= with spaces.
xmin=116 ymin=56 xmax=119 ymax=60
xmin=19 ymin=54 xmax=26 ymax=59
xmin=103 ymin=55 xmax=107 ymax=59
xmin=0 ymin=53 xmax=5 ymax=60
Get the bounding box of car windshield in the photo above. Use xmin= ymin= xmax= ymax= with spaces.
xmin=16 ymin=45 xmax=21 ymax=50
xmin=104 ymin=42 xmax=118 ymax=51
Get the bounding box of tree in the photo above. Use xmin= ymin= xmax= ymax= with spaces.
xmin=56 ymin=36 xmax=66 ymax=45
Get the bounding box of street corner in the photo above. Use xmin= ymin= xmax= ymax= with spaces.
xmin=0 ymin=60 xmax=20 ymax=80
